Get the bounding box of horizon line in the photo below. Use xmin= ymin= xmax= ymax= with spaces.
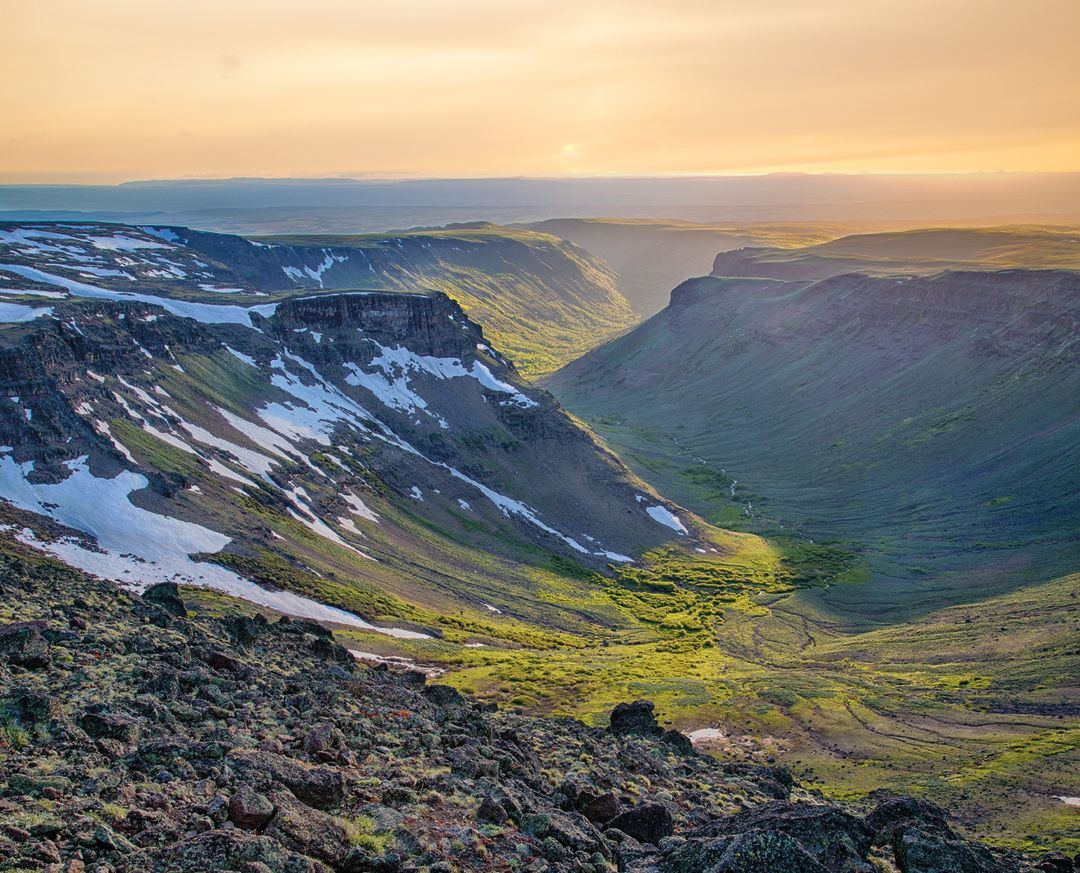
xmin=5 ymin=169 xmax=1080 ymax=188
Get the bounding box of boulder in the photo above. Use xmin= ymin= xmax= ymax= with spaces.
xmin=607 ymin=802 xmax=674 ymax=845
xmin=709 ymin=830 xmax=830 ymax=873
xmin=690 ymin=800 xmax=873 ymax=870
xmin=609 ymin=701 xmax=663 ymax=738
xmin=661 ymin=729 xmax=696 ymax=756
xmin=865 ymin=792 xmax=954 ymax=851
xmin=155 ymin=829 xmax=322 ymax=873
xmin=894 ymin=826 xmax=1018 ymax=873
xmin=229 ymin=788 xmax=276 ymax=829
xmin=0 ymin=621 xmax=51 ymax=669
xmin=264 ymin=789 xmax=351 ymax=866
xmin=478 ymin=794 xmax=508 ymax=823
xmin=582 ymin=792 xmax=621 ymax=824
xmin=228 ymin=749 xmax=345 ymax=809
xmin=206 ymin=649 xmax=244 ymax=673
xmin=141 ymin=582 xmax=188 ymax=617
xmin=79 ymin=707 xmax=141 ymax=744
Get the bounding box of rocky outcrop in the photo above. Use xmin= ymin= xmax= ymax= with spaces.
xmin=0 ymin=549 xmax=1043 ymax=873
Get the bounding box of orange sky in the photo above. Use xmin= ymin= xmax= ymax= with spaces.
xmin=4 ymin=0 xmax=1079 ymax=183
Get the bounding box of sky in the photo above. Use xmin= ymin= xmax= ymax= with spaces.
xmin=3 ymin=0 xmax=1079 ymax=183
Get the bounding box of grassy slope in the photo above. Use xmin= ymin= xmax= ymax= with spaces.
xmin=546 ymin=271 xmax=1080 ymax=615
xmin=260 ymin=225 xmax=638 ymax=378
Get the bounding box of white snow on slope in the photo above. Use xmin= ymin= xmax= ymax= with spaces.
xmin=85 ymin=234 xmax=166 ymax=252
xmin=266 ymin=351 xmax=628 ymax=561
xmin=0 ymin=287 xmax=67 ymax=300
xmin=282 ymin=250 xmax=348 ymax=287
xmin=0 ymin=302 xmax=54 ymax=323
xmin=224 ymin=346 xmax=257 ymax=368
xmin=199 ymin=283 xmax=245 ymax=294
xmin=343 ymin=342 xmax=535 ymax=425
xmin=343 ymin=492 xmax=379 ymax=522
xmin=646 ymin=505 xmax=689 ymax=535
xmin=139 ymin=227 xmax=181 ymax=243
xmin=0 ymin=265 xmax=278 ymax=326
xmin=0 ymin=452 xmax=425 ymax=636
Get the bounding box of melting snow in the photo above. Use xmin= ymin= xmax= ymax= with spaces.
xmin=687 ymin=728 xmax=726 ymax=744
xmin=343 ymin=342 xmax=536 ymax=426
xmin=85 ymin=234 xmax=167 ymax=252
xmin=0 ymin=265 xmax=278 ymax=326
xmin=199 ymin=283 xmax=245 ymax=294
xmin=0 ymin=302 xmax=54 ymax=323
xmin=282 ymin=250 xmax=348 ymax=287
xmin=0 ymin=452 xmax=420 ymax=634
xmin=224 ymin=346 xmax=257 ymax=368
xmin=646 ymin=505 xmax=689 ymax=535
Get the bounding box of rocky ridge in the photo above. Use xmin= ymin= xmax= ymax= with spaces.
xmin=0 ymin=546 xmax=1064 ymax=873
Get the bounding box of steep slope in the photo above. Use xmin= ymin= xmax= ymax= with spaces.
xmin=0 ymin=222 xmax=722 ymax=641
xmin=711 ymin=225 xmax=1080 ymax=282
xmin=529 ymin=219 xmax=844 ymax=316
xmin=548 ymin=269 xmax=1080 ymax=615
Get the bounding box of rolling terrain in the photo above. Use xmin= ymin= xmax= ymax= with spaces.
xmin=249 ymin=224 xmax=638 ymax=377
xmin=0 ymin=220 xmax=1076 ymax=857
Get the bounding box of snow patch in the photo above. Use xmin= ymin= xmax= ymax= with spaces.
xmin=645 ymin=505 xmax=689 ymax=535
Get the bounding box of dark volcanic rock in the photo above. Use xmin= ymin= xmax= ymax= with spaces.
xmin=79 ymin=706 xmax=142 ymax=744
xmin=229 ymin=787 xmax=276 ymax=829
xmin=582 ymin=791 xmax=621 ymax=824
xmin=155 ymin=829 xmax=322 ymax=873
xmin=228 ymin=750 xmax=346 ymax=810
xmin=141 ymin=582 xmax=188 ymax=617
xmin=477 ymin=794 xmax=508 ymax=823
xmin=690 ymin=800 xmax=873 ymax=870
xmin=866 ymin=791 xmax=954 ymax=844
xmin=0 ymin=549 xmax=1047 ymax=873
xmin=0 ymin=621 xmax=51 ymax=668
xmin=608 ymin=700 xmax=663 ymax=738
xmin=894 ymin=826 xmax=1019 ymax=873
xmin=707 ymin=829 xmax=831 ymax=873
xmin=607 ymin=802 xmax=674 ymax=845
xmin=264 ymin=789 xmax=351 ymax=866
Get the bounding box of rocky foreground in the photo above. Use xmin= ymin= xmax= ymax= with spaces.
xmin=0 ymin=549 xmax=1071 ymax=873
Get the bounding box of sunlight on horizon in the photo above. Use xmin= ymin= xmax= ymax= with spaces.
xmin=4 ymin=0 xmax=1080 ymax=183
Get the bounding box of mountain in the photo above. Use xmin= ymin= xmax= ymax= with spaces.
xmin=0 ymin=552 xmax=1047 ymax=873
xmin=0 ymin=221 xmax=635 ymax=380
xmin=0 ymin=222 xmax=695 ymax=634
xmin=547 ymin=266 xmax=1080 ymax=616
xmin=528 ymin=218 xmax=843 ymax=316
